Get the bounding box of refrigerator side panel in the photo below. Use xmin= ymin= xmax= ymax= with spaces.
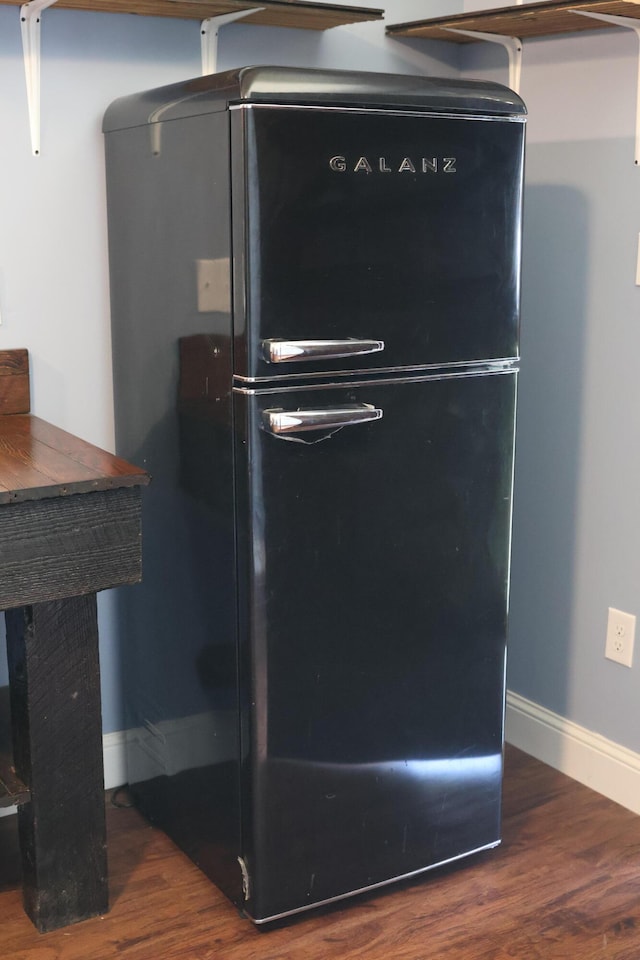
xmin=234 ymin=371 xmax=516 ymax=922
xmin=230 ymin=107 xmax=249 ymax=378
xmin=104 ymin=110 xmax=244 ymax=905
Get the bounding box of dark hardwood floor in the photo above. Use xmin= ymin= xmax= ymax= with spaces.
xmin=1 ymin=745 xmax=639 ymax=959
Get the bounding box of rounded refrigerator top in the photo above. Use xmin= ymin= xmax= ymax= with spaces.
xmin=102 ymin=66 xmax=527 ymax=133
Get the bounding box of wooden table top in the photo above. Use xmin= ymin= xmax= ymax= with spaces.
xmin=0 ymin=414 xmax=149 ymax=505
xmin=0 ymin=349 xmax=148 ymax=505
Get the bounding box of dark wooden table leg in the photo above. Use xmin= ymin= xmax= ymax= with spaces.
xmin=5 ymin=595 xmax=108 ymax=933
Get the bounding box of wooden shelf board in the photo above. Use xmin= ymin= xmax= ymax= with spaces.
xmin=0 ymin=758 xmax=29 ymax=809
xmin=387 ymin=0 xmax=640 ymax=43
xmin=0 ymin=0 xmax=383 ymax=27
xmin=0 ymin=688 xmax=29 ymax=809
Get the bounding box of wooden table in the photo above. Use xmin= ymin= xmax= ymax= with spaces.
xmin=0 ymin=349 xmax=149 ymax=933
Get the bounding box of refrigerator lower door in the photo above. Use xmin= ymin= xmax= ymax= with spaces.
xmin=233 ymin=370 xmax=517 ymax=922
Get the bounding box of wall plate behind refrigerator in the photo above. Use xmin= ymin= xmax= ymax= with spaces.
xmin=196 ymin=258 xmax=230 ymax=313
xmin=605 ymin=607 xmax=636 ymax=668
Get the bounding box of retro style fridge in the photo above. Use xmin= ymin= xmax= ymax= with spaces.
xmin=103 ymin=67 xmax=526 ymax=923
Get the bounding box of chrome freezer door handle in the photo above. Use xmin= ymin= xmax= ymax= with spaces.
xmin=261 ymin=338 xmax=385 ymax=363
xmin=262 ymin=403 xmax=383 ymax=435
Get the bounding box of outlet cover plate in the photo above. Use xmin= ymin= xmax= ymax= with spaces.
xmin=605 ymin=607 xmax=636 ymax=668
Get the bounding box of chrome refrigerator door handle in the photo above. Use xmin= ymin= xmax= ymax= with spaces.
xmin=262 ymin=403 xmax=383 ymax=435
xmin=261 ymin=338 xmax=385 ymax=363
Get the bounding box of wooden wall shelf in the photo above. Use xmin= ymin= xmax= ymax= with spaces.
xmin=5 ymin=0 xmax=382 ymax=156
xmin=0 ymin=0 xmax=383 ymax=28
xmin=386 ymin=0 xmax=640 ymax=43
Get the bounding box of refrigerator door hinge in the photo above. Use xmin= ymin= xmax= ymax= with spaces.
xmin=237 ymin=856 xmax=251 ymax=901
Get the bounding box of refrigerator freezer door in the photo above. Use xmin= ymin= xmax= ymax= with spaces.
xmin=233 ymin=370 xmax=517 ymax=921
xmin=232 ymin=105 xmax=525 ymax=381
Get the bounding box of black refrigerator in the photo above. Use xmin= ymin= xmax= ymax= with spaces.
xmin=103 ymin=66 xmax=526 ymax=923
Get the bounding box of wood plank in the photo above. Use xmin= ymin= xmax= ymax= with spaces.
xmin=0 ymin=764 xmax=29 ymax=809
xmin=0 ymin=687 xmax=29 ymax=809
xmin=0 ymin=415 xmax=148 ymax=504
xmin=0 ymin=432 xmax=107 ymax=493
xmin=0 ymin=446 xmax=59 ymax=501
xmin=28 ymin=416 xmax=149 ymax=486
xmin=0 ymin=350 xmax=28 ymax=380
xmin=0 ymin=0 xmax=383 ymax=27
xmin=387 ymin=0 xmax=640 ymax=42
xmin=0 ymin=486 xmax=143 ymax=609
xmin=0 ymin=350 xmax=29 ymax=417
xmin=0 ymin=761 xmax=29 ymax=808
xmin=6 ymin=596 xmax=108 ymax=932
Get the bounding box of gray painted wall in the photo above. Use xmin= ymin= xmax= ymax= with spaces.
xmin=460 ymin=8 xmax=640 ymax=751
xmin=0 ymin=0 xmax=460 ymax=732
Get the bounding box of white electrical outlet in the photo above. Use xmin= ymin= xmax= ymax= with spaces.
xmin=605 ymin=607 xmax=636 ymax=667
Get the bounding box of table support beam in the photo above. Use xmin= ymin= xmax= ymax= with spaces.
xmin=6 ymin=595 xmax=108 ymax=933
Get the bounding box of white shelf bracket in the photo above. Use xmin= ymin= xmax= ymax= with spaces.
xmin=201 ymin=8 xmax=264 ymax=76
xmin=20 ymin=0 xmax=58 ymax=156
xmin=445 ymin=28 xmax=523 ymax=94
xmin=572 ymin=10 xmax=640 ymax=166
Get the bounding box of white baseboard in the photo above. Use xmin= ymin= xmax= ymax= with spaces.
xmin=103 ymin=728 xmax=128 ymax=791
xmin=506 ymin=689 xmax=640 ymax=816
xmin=108 ymin=697 xmax=640 ymax=817
xmin=5 ymin=698 xmax=639 ymax=821
xmin=2 ymin=712 xmax=233 ymax=820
